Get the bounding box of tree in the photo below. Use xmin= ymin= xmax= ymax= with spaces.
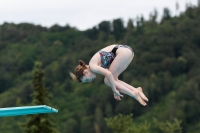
xmin=135 ymin=16 xmax=144 ymax=35
xmin=149 ymin=9 xmax=158 ymax=22
xmin=20 ymin=62 xmax=60 ymax=133
xmin=105 ymin=114 xmax=133 ymax=133
xmin=105 ymin=114 xmax=150 ymax=133
xmin=162 ymin=8 xmax=171 ymax=22
xmin=176 ymin=2 xmax=180 ymax=16
xmin=98 ymin=21 xmax=111 ymax=34
xmin=126 ymin=19 xmax=134 ymax=32
xmin=112 ymin=18 xmax=125 ymax=41
xmin=84 ymin=26 xmax=99 ymax=40
xmin=153 ymin=118 xmax=182 ymax=133
xmin=49 ymin=24 xmax=70 ymax=32
xmin=105 ymin=114 xmax=182 ymax=133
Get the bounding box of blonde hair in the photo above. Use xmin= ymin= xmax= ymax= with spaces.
xmin=69 ymin=60 xmax=87 ymax=82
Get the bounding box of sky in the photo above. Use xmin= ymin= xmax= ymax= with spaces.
xmin=0 ymin=0 xmax=198 ymax=30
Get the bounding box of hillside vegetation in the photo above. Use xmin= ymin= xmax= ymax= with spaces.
xmin=0 ymin=4 xmax=200 ymax=133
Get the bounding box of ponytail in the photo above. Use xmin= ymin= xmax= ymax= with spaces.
xmin=69 ymin=60 xmax=87 ymax=82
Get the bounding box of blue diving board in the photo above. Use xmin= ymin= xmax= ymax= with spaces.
xmin=0 ymin=105 xmax=58 ymax=117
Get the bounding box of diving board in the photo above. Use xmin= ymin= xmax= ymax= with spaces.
xmin=0 ymin=105 xmax=58 ymax=117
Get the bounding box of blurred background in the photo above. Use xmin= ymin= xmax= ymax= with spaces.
xmin=0 ymin=0 xmax=200 ymax=133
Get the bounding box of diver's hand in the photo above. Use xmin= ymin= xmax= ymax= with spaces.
xmin=113 ymin=89 xmax=123 ymax=98
xmin=114 ymin=94 xmax=121 ymax=100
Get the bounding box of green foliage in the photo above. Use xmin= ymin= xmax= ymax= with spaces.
xmin=153 ymin=118 xmax=182 ymax=133
xmin=105 ymin=114 xmax=133 ymax=133
xmin=112 ymin=18 xmax=125 ymax=40
xmin=31 ymin=62 xmax=49 ymax=105
xmin=0 ymin=3 xmax=200 ymax=133
xmin=105 ymin=114 xmax=182 ymax=133
xmin=98 ymin=21 xmax=111 ymax=34
xmin=105 ymin=114 xmax=150 ymax=133
xmin=19 ymin=62 xmax=60 ymax=133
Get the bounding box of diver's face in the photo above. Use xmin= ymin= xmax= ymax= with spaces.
xmin=81 ymin=69 xmax=96 ymax=83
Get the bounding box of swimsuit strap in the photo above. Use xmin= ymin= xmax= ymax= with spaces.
xmin=111 ymin=45 xmax=134 ymax=55
xmin=111 ymin=45 xmax=124 ymax=55
xmin=111 ymin=47 xmax=118 ymax=56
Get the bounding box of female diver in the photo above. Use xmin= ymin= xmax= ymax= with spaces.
xmin=70 ymin=44 xmax=148 ymax=106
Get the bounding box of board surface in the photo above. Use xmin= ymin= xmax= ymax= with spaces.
xmin=0 ymin=105 xmax=58 ymax=117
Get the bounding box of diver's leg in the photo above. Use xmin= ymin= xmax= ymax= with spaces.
xmin=104 ymin=48 xmax=147 ymax=106
xmin=118 ymin=80 xmax=148 ymax=102
xmin=104 ymin=78 xmax=147 ymax=106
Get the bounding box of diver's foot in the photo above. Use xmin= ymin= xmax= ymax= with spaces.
xmin=134 ymin=90 xmax=147 ymax=106
xmin=137 ymin=87 xmax=148 ymax=102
